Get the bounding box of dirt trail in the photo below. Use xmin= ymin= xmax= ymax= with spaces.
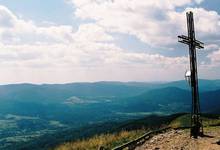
xmin=135 ymin=127 xmax=220 ymax=150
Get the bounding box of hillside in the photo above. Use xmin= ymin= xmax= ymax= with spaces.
xmin=120 ymin=87 xmax=220 ymax=113
xmin=54 ymin=113 xmax=220 ymax=150
xmin=7 ymin=114 xmax=184 ymax=150
xmin=0 ymin=80 xmax=220 ymax=150
xmin=54 ymin=130 xmax=146 ymax=150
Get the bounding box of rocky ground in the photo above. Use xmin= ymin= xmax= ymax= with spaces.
xmin=135 ymin=127 xmax=220 ymax=150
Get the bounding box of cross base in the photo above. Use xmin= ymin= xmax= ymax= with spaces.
xmin=190 ymin=115 xmax=204 ymax=138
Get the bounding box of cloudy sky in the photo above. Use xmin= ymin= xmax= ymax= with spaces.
xmin=0 ymin=0 xmax=219 ymax=84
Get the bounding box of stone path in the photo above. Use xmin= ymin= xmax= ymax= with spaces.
xmin=135 ymin=127 xmax=220 ymax=150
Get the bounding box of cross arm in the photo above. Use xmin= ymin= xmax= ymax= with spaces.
xmin=178 ymin=35 xmax=190 ymax=45
xmin=178 ymin=35 xmax=204 ymax=49
xmin=194 ymin=40 xmax=204 ymax=49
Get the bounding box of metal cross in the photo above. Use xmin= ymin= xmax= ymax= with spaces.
xmin=178 ymin=11 xmax=204 ymax=138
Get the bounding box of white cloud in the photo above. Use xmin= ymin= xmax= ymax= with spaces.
xmin=208 ymin=49 xmax=220 ymax=65
xmin=194 ymin=0 xmax=204 ymax=4
xmin=0 ymin=5 xmax=187 ymax=69
xmin=73 ymin=23 xmax=114 ymax=42
xmin=205 ymin=44 xmax=219 ymax=51
xmin=69 ymin=0 xmax=220 ymax=49
xmin=0 ymin=5 xmax=16 ymax=27
xmin=188 ymin=8 xmax=220 ymax=35
xmin=0 ymin=1 xmax=219 ymax=83
xmin=0 ymin=41 xmax=189 ymax=83
xmin=0 ymin=5 xmax=75 ymax=45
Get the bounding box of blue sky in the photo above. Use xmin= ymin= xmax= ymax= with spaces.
xmin=0 ymin=0 xmax=74 ymax=24
xmin=0 ymin=0 xmax=219 ymax=83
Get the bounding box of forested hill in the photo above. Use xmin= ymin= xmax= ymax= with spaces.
xmin=0 ymin=79 xmax=220 ymax=150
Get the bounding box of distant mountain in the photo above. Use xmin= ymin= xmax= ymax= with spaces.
xmin=118 ymin=86 xmax=220 ymax=114
xmin=0 ymin=82 xmax=152 ymax=103
xmin=160 ymin=79 xmax=220 ymax=91
xmin=0 ymin=79 xmax=219 ymax=103
xmin=0 ymin=80 xmax=220 ymax=122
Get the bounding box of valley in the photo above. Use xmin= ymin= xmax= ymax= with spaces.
xmin=0 ymin=80 xmax=219 ymax=149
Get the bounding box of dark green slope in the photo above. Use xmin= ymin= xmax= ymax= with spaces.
xmin=118 ymin=87 xmax=191 ymax=113
xmin=10 ymin=113 xmax=220 ymax=150
xmin=118 ymin=87 xmax=220 ymax=114
xmin=7 ymin=113 xmax=185 ymax=150
xmin=200 ymin=89 xmax=220 ymax=112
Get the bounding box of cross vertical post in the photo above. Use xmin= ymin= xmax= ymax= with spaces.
xmin=178 ymin=11 xmax=204 ymax=138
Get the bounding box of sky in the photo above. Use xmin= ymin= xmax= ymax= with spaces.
xmin=0 ymin=0 xmax=219 ymax=84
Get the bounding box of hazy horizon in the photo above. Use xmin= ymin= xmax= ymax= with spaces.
xmin=0 ymin=78 xmax=219 ymax=85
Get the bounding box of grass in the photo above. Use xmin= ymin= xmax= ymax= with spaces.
xmin=202 ymin=117 xmax=220 ymax=127
xmin=54 ymin=113 xmax=220 ymax=150
xmin=54 ymin=129 xmax=146 ymax=150
xmin=169 ymin=114 xmax=220 ymax=128
xmin=169 ymin=114 xmax=191 ymax=128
